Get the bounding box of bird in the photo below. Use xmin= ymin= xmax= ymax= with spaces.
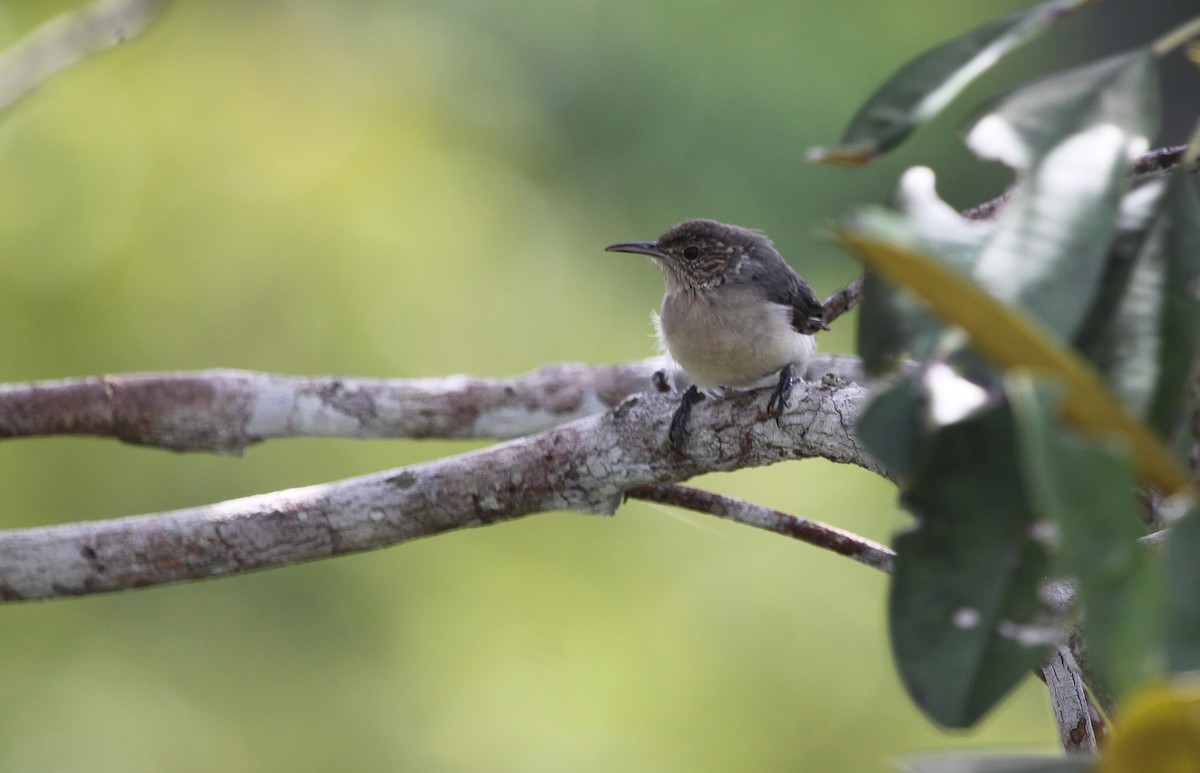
xmin=606 ymin=219 xmax=826 ymax=453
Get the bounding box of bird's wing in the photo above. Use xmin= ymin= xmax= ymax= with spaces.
xmin=748 ymin=246 xmax=827 ymax=335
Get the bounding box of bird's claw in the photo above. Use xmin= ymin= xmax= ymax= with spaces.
xmin=766 ymin=364 xmax=795 ymax=426
xmin=669 ymin=385 xmax=704 ymax=453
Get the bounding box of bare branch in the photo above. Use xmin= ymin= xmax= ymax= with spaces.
xmin=0 ymin=0 xmax=167 ymax=115
xmin=960 ymin=186 xmax=1018 ymax=222
xmin=629 ymin=483 xmax=895 ymax=573
xmin=625 ymin=486 xmax=1108 ymax=752
xmin=962 ymin=144 xmax=1196 ymax=222
xmin=0 ymin=378 xmax=881 ymax=602
xmin=1040 ymin=646 xmax=1100 ymax=754
xmin=1131 ymin=144 xmax=1190 ymax=179
xmin=822 ymin=274 xmax=864 ymax=326
xmin=0 ymin=355 xmax=866 ymax=452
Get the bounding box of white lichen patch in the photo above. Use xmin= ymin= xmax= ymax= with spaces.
xmin=473 ymin=392 xmax=609 ymax=438
xmin=244 ymin=380 xmax=303 ymax=435
xmin=996 ymin=619 xmax=1062 ymax=648
xmin=953 ymin=607 xmax=981 ymax=629
xmin=1028 ymin=520 xmax=1060 ymax=547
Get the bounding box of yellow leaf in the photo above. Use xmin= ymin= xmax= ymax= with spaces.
xmin=836 ymin=224 xmax=1196 ymax=497
xmin=1187 ymin=41 xmax=1200 ymax=68
xmin=1101 ymin=681 xmax=1200 ymax=773
xmin=807 ymin=142 xmax=877 ymax=167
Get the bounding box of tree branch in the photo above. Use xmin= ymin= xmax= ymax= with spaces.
xmin=0 ymin=0 xmax=167 ymax=116
xmin=0 ymin=378 xmax=882 ymax=602
xmin=629 ymin=482 xmax=1110 ymax=753
xmin=0 ymin=354 xmax=868 ymax=452
xmin=822 ymin=275 xmax=864 ymax=327
xmin=1040 ymin=645 xmax=1101 ymax=754
xmin=628 ymin=483 xmax=895 ymax=573
xmin=961 ymin=144 xmax=1194 ymax=222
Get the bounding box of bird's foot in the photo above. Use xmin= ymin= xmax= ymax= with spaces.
xmin=766 ymin=364 xmax=795 ymax=426
xmin=669 ymin=385 xmax=705 ymax=453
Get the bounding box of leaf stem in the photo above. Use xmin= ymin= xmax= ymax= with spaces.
xmin=1150 ymin=14 xmax=1200 ymax=57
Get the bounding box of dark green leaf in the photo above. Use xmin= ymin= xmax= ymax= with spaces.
xmin=967 ymin=52 xmax=1159 ymax=339
xmin=809 ymin=0 xmax=1096 ymax=165
xmin=855 ymin=378 xmax=926 ymax=479
xmin=1165 ymin=505 xmax=1200 ymax=674
xmin=839 ymin=208 xmax=1195 ymax=496
xmin=1073 ymin=180 xmax=1167 ymax=362
xmin=1074 ymin=171 xmax=1200 ymax=445
xmin=890 ymin=405 xmax=1052 ymax=727
xmin=857 ymin=270 xmax=943 ymax=375
xmin=854 ymin=184 xmax=990 ymax=375
xmin=894 ymin=166 xmax=995 ymax=268
xmin=965 ymin=51 xmax=1158 ymax=170
xmin=1009 ymin=375 xmax=1162 ymax=700
xmin=1146 ymin=171 xmax=1200 ymax=440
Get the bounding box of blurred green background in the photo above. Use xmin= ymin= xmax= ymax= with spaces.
xmin=0 ymin=1 xmax=1193 ymax=770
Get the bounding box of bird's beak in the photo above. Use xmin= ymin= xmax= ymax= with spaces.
xmin=604 ymin=241 xmax=667 ymax=260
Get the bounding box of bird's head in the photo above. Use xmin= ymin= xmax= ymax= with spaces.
xmin=605 ymin=219 xmax=773 ymax=293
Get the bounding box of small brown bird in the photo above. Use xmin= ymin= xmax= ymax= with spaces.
xmin=607 ymin=219 xmax=826 ymax=452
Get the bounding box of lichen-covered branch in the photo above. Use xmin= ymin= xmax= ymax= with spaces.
xmin=0 ymin=355 xmax=867 ymax=452
xmin=0 ymin=377 xmax=880 ymax=602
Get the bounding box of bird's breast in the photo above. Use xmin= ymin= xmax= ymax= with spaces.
xmin=658 ymin=287 xmax=815 ymax=390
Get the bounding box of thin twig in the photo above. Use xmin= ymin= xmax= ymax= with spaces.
xmin=822 ymin=274 xmax=865 ymax=326
xmin=962 ymin=144 xmax=1195 ymax=223
xmin=628 ymin=483 xmax=895 ymax=574
xmin=1131 ymin=144 xmax=1188 ymax=179
xmin=961 ymin=186 xmax=1018 ymax=221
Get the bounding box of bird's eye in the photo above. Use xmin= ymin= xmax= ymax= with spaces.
xmin=682 ymin=245 xmax=700 ymax=261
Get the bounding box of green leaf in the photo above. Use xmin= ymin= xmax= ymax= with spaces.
xmin=1076 ymin=171 xmax=1200 ymax=444
xmin=836 ymin=210 xmax=1195 ymax=497
xmin=856 ymin=168 xmax=992 ymax=374
xmin=855 ymin=378 xmax=927 ymax=479
xmin=968 ymin=52 xmax=1159 ymax=339
xmin=890 ymin=404 xmax=1052 ymax=727
xmin=895 ymin=166 xmax=995 ymax=267
xmin=1073 ymin=180 xmax=1168 ymax=363
xmin=809 ymin=0 xmax=1096 ymax=165
xmin=965 ymin=51 xmax=1158 ymax=171
xmin=1165 ymin=506 xmax=1200 ymax=674
xmin=856 ymin=270 xmax=942 ymax=374
xmin=1009 ymin=375 xmax=1163 ymax=700
xmin=1146 ymin=170 xmax=1200 ymax=440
